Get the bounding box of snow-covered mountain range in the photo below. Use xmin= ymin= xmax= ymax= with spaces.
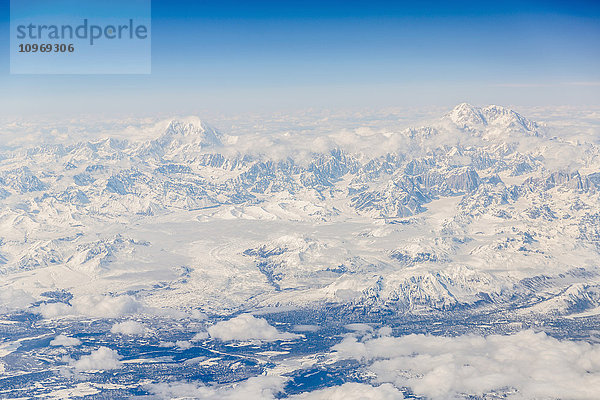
xmin=1 ymin=103 xmax=599 ymax=319
xmin=2 ymin=103 xmax=600 ymax=399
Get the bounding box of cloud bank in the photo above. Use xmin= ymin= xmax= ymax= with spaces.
xmin=290 ymin=382 xmax=403 ymax=399
xmin=0 ymin=287 xmax=34 ymax=314
xmin=50 ymin=335 xmax=81 ymax=347
xmin=110 ymin=320 xmax=147 ymax=335
xmin=72 ymin=347 xmax=122 ymax=371
xmin=147 ymin=377 xmax=403 ymax=400
xmin=333 ymin=329 xmax=600 ymax=400
xmin=35 ymin=294 xmax=141 ymax=319
xmin=207 ymin=314 xmax=302 ymax=342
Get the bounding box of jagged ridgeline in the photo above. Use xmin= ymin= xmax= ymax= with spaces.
xmin=0 ymin=104 xmax=599 ymax=317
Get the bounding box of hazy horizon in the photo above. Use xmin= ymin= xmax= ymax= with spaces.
xmin=1 ymin=0 xmax=599 ymax=116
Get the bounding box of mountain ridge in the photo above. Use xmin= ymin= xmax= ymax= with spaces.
xmin=0 ymin=104 xmax=598 ymax=318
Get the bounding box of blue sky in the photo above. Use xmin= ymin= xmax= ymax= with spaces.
xmin=1 ymin=0 xmax=599 ymax=116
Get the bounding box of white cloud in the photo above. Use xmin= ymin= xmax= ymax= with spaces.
xmin=147 ymin=375 xmax=285 ymax=400
xmin=176 ymin=340 xmax=192 ymax=349
xmin=50 ymin=335 xmax=81 ymax=347
xmin=34 ymin=294 xmax=141 ymax=319
xmin=344 ymin=323 xmax=373 ymax=333
xmin=378 ymin=326 xmax=393 ymax=337
xmin=292 ymin=324 xmax=321 ymax=332
xmin=35 ymin=302 xmax=73 ymax=318
xmin=72 ymin=295 xmax=141 ymax=318
xmin=333 ymin=330 xmax=600 ymax=400
xmin=191 ymin=331 xmax=209 ymax=341
xmin=0 ymin=287 xmax=34 ymax=313
xmin=207 ymin=314 xmax=302 ymax=342
xmin=289 ymin=382 xmax=403 ymax=399
xmin=147 ymin=377 xmax=402 ymax=400
xmin=72 ymin=347 xmax=122 ymax=371
xmin=110 ymin=320 xmax=146 ymax=335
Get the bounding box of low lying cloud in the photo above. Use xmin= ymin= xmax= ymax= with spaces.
xmin=290 ymin=382 xmax=403 ymax=399
xmin=207 ymin=314 xmax=302 ymax=342
xmin=110 ymin=320 xmax=146 ymax=335
xmin=292 ymin=324 xmax=321 ymax=333
xmin=333 ymin=330 xmax=600 ymax=400
xmin=50 ymin=334 xmax=81 ymax=347
xmin=191 ymin=331 xmax=209 ymax=341
xmin=142 ymin=329 xmax=600 ymax=399
xmin=147 ymin=375 xmax=285 ymax=400
xmin=0 ymin=287 xmax=34 ymax=314
xmin=147 ymin=377 xmax=401 ymax=400
xmin=71 ymin=295 xmax=141 ymax=318
xmin=36 ymin=302 xmax=72 ymax=318
xmin=72 ymin=347 xmax=122 ymax=371
xmin=175 ymin=340 xmax=192 ymax=350
xmin=35 ymin=294 xmax=141 ymax=319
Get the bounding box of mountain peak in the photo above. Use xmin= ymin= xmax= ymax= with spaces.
xmin=135 ymin=117 xmax=223 ymax=158
xmin=159 ymin=117 xmax=222 ymax=147
xmin=444 ymin=103 xmax=539 ymax=136
xmin=163 ymin=118 xmax=222 ymax=145
xmin=480 ymin=105 xmax=538 ymax=132
xmin=446 ymin=103 xmax=487 ymax=129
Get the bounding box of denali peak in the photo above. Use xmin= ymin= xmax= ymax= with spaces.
xmin=135 ymin=118 xmax=223 ymax=159
xmin=444 ymin=103 xmax=541 ymax=137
